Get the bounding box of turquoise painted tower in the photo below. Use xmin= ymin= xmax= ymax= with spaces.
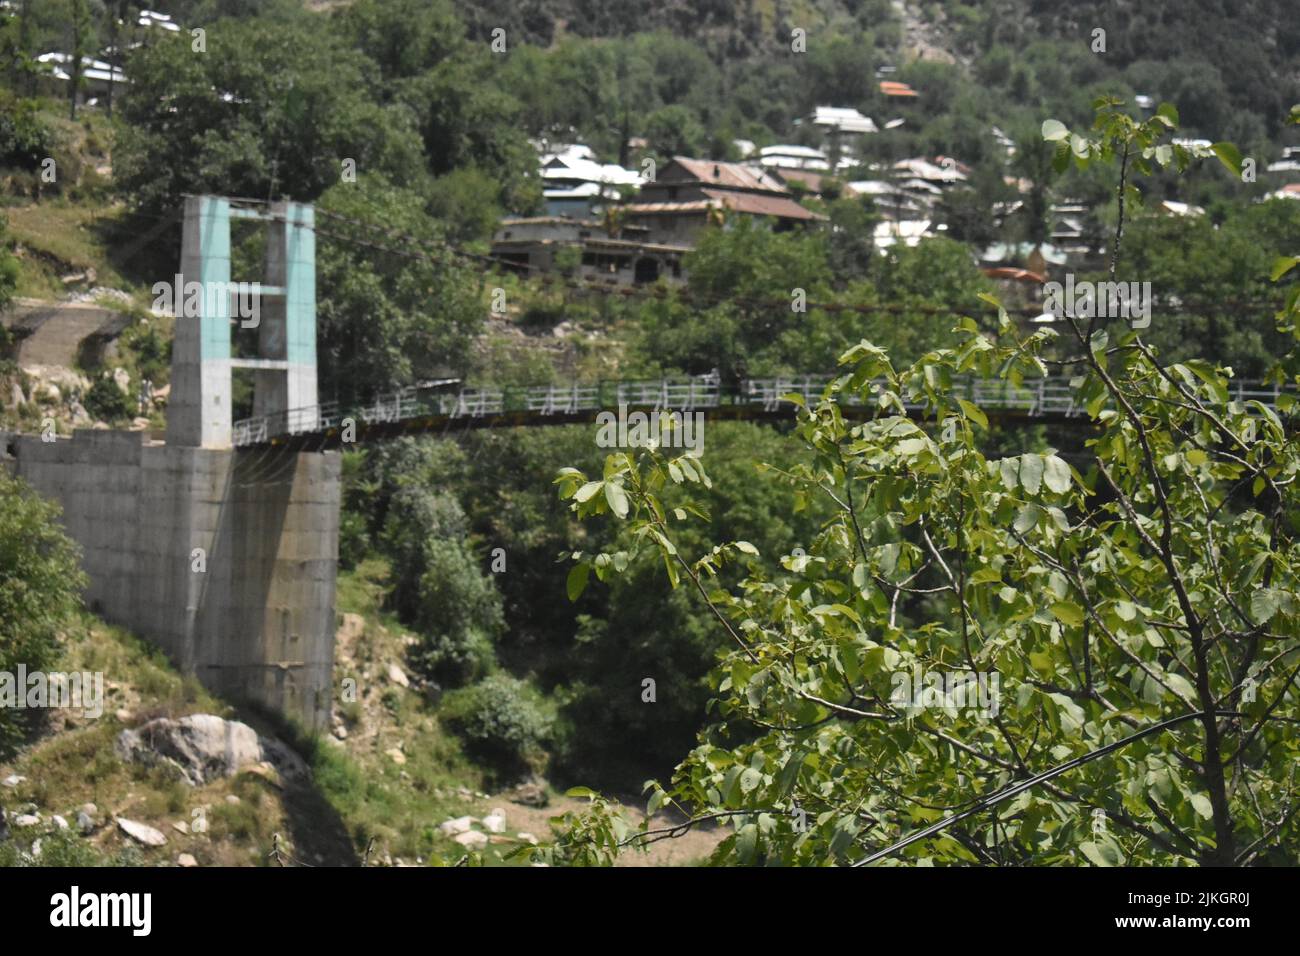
xmin=168 ymin=196 xmax=318 ymax=447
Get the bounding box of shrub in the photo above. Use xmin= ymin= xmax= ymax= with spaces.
xmin=84 ymin=375 xmax=133 ymax=423
xmin=440 ymin=675 xmax=552 ymax=779
xmin=0 ymin=472 xmax=85 ymax=754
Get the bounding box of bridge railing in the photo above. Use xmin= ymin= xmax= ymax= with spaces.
xmin=229 ymin=375 xmax=1293 ymax=447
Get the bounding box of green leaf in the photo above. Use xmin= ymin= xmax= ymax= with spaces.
xmin=1210 ymin=141 xmax=1243 ymax=176
xmin=1250 ymin=588 xmax=1284 ymax=624
xmin=1041 ymin=119 xmax=1069 ymax=142
xmin=1270 ymin=256 xmax=1300 ymax=282
xmin=1042 ymin=455 xmax=1071 ymax=494
xmin=1050 ymin=602 xmax=1084 ymax=627
xmin=574 ymin=480 xmax=603 ymax=503
xmin=566 ymin=563 xmax=590 ymax=602
xmin=1080 ymin=840 xmax=1120 ymax=866
xmin=956 ymin=398 xmax=988 ymax=429
xmin=604 ymin=481 xmax=629 ymax=518
xmin=1019 ymin=454 xmax=1044 ymax=495
xmin=1189 ymin=793 xmax=1214 ymax=820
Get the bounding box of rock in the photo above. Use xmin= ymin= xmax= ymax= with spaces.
xmin=438 ymin=816 xmax=475 ymax=837
xmin=69 ymin=400 xmax=91 ymax=425
xmin=80 ymin=803 xmax=97 ymax=816
xmin=516 ymin=832 xmax=539 ymax=845
xmin=224 ymin=795 xmax=241 ymax=806
xmin=332 ymin=726 xmax=348 ymax=740
xmin=52 ymin=815 xmax=69 ymax=830
xmin=171 ymin=821 xmax=188 ymax=835
xmin=482 ymin=809 xmax=508 ymax=834
xmin=452 ymin=830 xmax=489 ymax=850
xmin=115 ymin=709 xmax=132 ymax=722
xmin=77 ymin=811 xmax=95 ymax=835
xmin=131 ymin=416 xmax=151 ymax=430
xmin=507 ymin=779 xmax=549 ymax=807
xmin=385 ymin=663 xmax=409 ymax=688
xmin=8 ymin=384 xmax=24 ymax=409
xmin=14 ymin=814 xmax=40 ymax=828
xmin=114 ymin=714 xmax=308 ymax=786
xmin=31 ymin=839 xmax=42 ymax=858
xmin=44 ymin=383 xmax=60 ymax=402
xmin=1 ymin=774 xmax=25 ymax=789
xmin=384 ymin=747 xmax=406 ymax=766
xmin=116 ymin=818 xmax=167 ymax=847
xmin=241 ymin=761 xmax=282 ymax=789
xmin=176 ymin=853 xmax=198 ymax=868
xmin=113 ymin=367 xmax=131 ymax=394
xmin=336 ymin=613 xmax=365 ymax=645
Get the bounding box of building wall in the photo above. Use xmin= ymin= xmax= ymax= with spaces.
xmin=5 ymin=430 xmax=340 ymax=732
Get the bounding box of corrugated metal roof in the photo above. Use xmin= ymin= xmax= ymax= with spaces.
xmin=669 ymin=157 xmax=787 ymax=193
xmin=700 ymin=189 xmax=825 ymax=220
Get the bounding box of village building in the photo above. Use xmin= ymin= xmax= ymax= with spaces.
xmin=489 ymin=217 xmax=688 ymax=287
xmin=621 ymin=157 xmax=825 ymax=246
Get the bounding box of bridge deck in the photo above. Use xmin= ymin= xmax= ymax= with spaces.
xmin=231 ymin=376 xmax=1291 ymax=449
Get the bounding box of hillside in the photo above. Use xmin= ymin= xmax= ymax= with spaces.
xmin=0 ymin=561 xmax=720 ymax=867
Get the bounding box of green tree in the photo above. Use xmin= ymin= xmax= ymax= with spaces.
xmin=0 ymin=473 xmax=87 ymax=754
xmin=546 ymin=103 xmax=1300 ymax=866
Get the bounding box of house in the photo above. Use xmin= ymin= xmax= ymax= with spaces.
xmin=810 ymin=106 xmax=878 ymax=136
xmin=35 ymin=53 xmax=127 ymax=102
xmin=138 ymin=9 xmax=181 ymax=32
xmin=621 ymin=157 xmax=825 ymax=247
xmin=490 ymin=217 xmax=688 ymax=287
xmin=846 ymin=180 xmax=929 ymax=220
xmin=980 ymin=242 xmax=1069 ymax=274
xmin=758 ymin=145 xmax=830 ymax=171
xmin=873 ymin=219 xmax=938 ymax=249
xmin=537 ymin=144 xmax=644 ymax=218
xmin=1155 ymin=199 xmax=1206 ymax=217
xmin=769 ymin=167 xmax=834 ymax=198
xmin=880 ymin=80 xmax=920 ymax=98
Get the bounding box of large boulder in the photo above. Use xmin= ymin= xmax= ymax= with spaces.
xmin=116 ymin=818 xmax=167 ymax=847
xmin=115 ymin=714 xmax=308 ymax=786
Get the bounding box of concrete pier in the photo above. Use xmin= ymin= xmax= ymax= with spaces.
xmin=5 ymin=430 xmax=340 ymax=732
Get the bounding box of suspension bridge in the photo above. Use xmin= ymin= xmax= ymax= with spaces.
xmin=231 ymin=374 xmax=1291 ymax=449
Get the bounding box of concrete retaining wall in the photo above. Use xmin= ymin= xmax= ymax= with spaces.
xmin=5 ymin=430 xmax=340 ymax=732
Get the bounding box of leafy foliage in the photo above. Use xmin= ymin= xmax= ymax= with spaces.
xmin=440 ymin=674 xmax=553 ymax=779
xmin=548 ymin=107 xmax=1300 ymax=866
xmin=0 ymin=472 xmax=86 ymax=753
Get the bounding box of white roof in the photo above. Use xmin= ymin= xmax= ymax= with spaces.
xmin=1158 ymin=199 xmax=1205 ymax=217
xmin=733 ymin=139 xmax=756 ymax=158
xmin=811 ymin=106 xmax=877 ymax=134
xmin=543 ymin=182 xmax=603 ymax=198
xmin=36 ymin=52 xmax=126 ymax=84
xmin=846 ymin=180 xmax=896 ymax=196
xmin=138 ymin=10 xmax=181 ymax=31
xmin=759 ymin=145 xmax=830 ymax=171
xmin=874 ymin=219 xmax=933 ymax=248
xmin=540 ymin=151 xmax=643 ymax=187
xmin=760 ymin=144 xmax=827 ymax=160
xmin=892 ymin=157 xmax=967 ymax=182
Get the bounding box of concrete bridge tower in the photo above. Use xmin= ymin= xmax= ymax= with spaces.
xmin=5 ymin=197 xmax=340 ymax=733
